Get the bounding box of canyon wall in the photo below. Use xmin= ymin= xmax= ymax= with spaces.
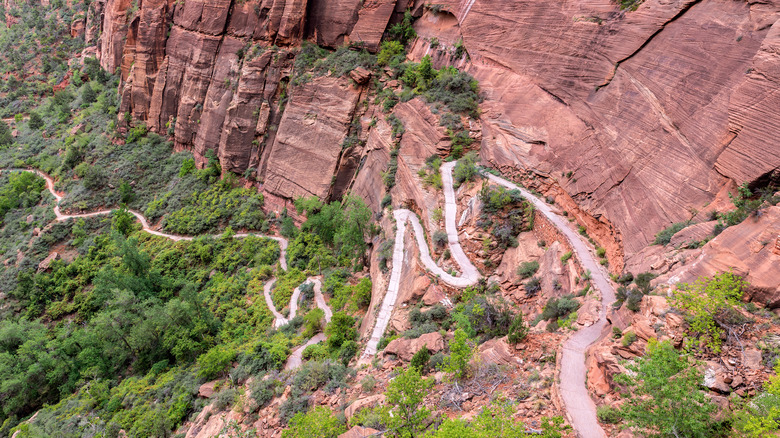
xmin=90 ymin=0 xmax=780 ymax=262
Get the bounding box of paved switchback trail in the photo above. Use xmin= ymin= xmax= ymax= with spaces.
xmin=356 ymin=161 xmax=613 ymax=437
xmin=486 ymin=172 xmax=614 ymax=438
xmin=6 ymin=165 xmax=614 ymax=432
xmin=361 ymin=161 xmax=481 ymax=359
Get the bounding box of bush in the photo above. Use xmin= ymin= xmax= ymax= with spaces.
xmin=507 ymin=312 xmax=528 ymax=344
xmin=525 ymin=277 xmax=541 ymax=296
xmin=542 ymin=296 xmax=580 ymax=322
xmin=453 ymin=151 xmax=478 ymax=187
xmin=197 ymin=346 xmax=237 ymax=380
xmin=302 ymin=343 xmax=329 ymax=361
xmin=339 ymin=340 xmax=359 ymax=366
xmin=653 ymin=221 xmax=690 ymax=245
xmin=361 ymin=375 xmax=376 ymax=393
xmin=282 ymin=406 xmax=346 ymax=438
xmin=410 ymin=347 xmax=430 ymax=371
xmin=213 ymin=387 xmax=238 ymax=411
xmin=279 ymin=394 xmax=311 ymax=425
xmin=28 ymin=111 xmax=44 ymax=129
xmin=377 ymin=41 xmax=405 ymax=67
xmin=597 ymin=405 xmax=622 ymax=424
xmin=433 ymin=230 xmax=448 ymax=248
xmin=0 ymin=120 xmax=11 ymax=147
xmin=516 ymin=260 xmax=539 ymax=279
xmin=388 ymin=10 xmax=416 ymax=45
xmin=249 ymin=378 xmax=279 ymax=409
xmin=325 ymin=312 xmax=357 ymax=352
xmin=560 ymin=251 xmax=573 ymax=262
xmin=622 ymin=331 xmax=637 ymax=347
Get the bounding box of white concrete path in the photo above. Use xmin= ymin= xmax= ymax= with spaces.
xmin=361 ymin=161 xmax=481 ymax=359
xmin=485 ymin=172 xmax=615 ymax=438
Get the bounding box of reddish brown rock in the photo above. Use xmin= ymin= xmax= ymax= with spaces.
xmin=98 ymin=0 xmax=132 ymax=72
xmin=476 ymin=337 xmax=522 ymax=367
xmin=340 ymin=426 xmax=382 ymax=438
xmin=348 ymin=0 xmax=399 ymax=52
xmin=344 ymin=394 xmax=385 ymax=419
xmin=384 ymin=332 xmax=445 ymax=361
xmin=664 ymin=206 xmax=780 ymax=306
xmin=37 ymin=252 xmax=59 ymax=273
xmin=262 ymin=76 xmax=362 ymax=200
xmin=305 ymin=0 xmax=362 ymax=47
xmin=716 ymin=21 xmax=780 ymax=185
xmin=412 ymin=0 xmax=780 ymax=265
xmin=70 ymin=18 xmax=86 ymax=38
xmin=197 ymin=380 xmax=219 ymax=398
xmin=422 ymin=283 xmax=446 ymax=306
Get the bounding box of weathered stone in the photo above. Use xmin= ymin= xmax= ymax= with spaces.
xmin=384 ymin=332 xmax=445 ymax=361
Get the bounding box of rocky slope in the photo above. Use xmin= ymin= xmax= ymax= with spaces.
xmin=90 ymin=0 xmax=780 ymax=270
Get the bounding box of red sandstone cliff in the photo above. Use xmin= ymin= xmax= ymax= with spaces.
xmin=90 ymin=0 xmax=780 ymax=265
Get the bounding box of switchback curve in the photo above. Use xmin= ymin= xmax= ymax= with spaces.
xmin=2 ymin=168 xmax=329 ymax=371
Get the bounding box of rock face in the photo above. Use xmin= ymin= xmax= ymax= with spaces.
xmin=93 ymin=0 xmax=419 ymax=207
xmin=92 ymin=0 xmax=780 ymax=268
xmin=384 ymin=332 xmax=445 ymax=361
xmin=409 ymin=0 xmax=780 ymax=262
xmin=664 ymin=206 xmax=780 ymax=306
xmin=262 ymin=76 xmax=362 ymax=199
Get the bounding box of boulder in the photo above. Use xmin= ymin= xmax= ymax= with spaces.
xmin=349 ymin=66 xmax=371 ymax=84
xmin=345 ymin=394 xmax=385 ymax=419
xmin=422 ymin=283 xmax=446 ymax=306
xmin=476 ymin=337 xmax=521 ymax=367
xmin=37 ymin=252 xmax=59 ymax=273
xmin=704 ymin=362 xmax=731 ymax=394
xmin=384 ymin=332 xmax=444 ymax=361
xmin=631 ymin=315 xmax=656 ymax=341
xmin=197 ymin=380 xmax=219 ymax=398
xmin=744 ymin=348 xmax=763 ymax=370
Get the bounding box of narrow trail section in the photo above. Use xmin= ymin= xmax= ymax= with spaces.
xmin=361 ymin=161 xmax=481 ymax=359
xmin=485 ymin=172 xmax=614 ymax=438
xmin=284 ymin=279 xmax=332 ymax=370
xmin=3 ymin=168 xmax=329 ymax=371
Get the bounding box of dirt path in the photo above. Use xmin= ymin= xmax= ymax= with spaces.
xmin=3 ymin=168 xmax=331 ymax=370
xmin=360 ymin=162 xmax=481 ymax=359
xmin=284 ymin=279 xmax=332 ymax=370
xmin=485 ymin=172 xmax=614 ymax=438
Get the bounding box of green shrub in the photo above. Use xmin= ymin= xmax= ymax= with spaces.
xmin=516 ymin=260 xmax=539 ymax=279
xmin=28 ymin=111 xmax=44 ymax=129
xmin=654 ymin=221 xmax=691 ymax=245
xmin=388 ymin=10 xmax=416 ymax=45
xmin=249 ymin=378 xmax=280 ymax=409
xmin=597 ymin=405 xmax=623 ymax=424
xmin=507 ymin=312 xmax=528 ymax=344
xmin=213 ymin=387 xmax=238 ymax=411
xmin=525 ymin=277 xmax=541 ymax=296
xmin=197 ymin=346 xmax=237 ymax=380
xmin=377 ymin=41 xmax=405 ymax=67
xmin=560 ymin=251 xmax=573 ymax=262
xmin=410 ymin=347 xmax=430 ymax=371
xmin=282 ymin=406 xmax=346 ymax=438
xmin=622 ymin=331 xmax=637 ymax=347
xmin=0 ymin=120 xmax=11 ymax=147
xmin=361 ymin=375 xmax=376 ymax=393
xmin=433 ymin=230 xmax=448 ymax=248
xmin=453 ymin=151 xmax=478 ymax=187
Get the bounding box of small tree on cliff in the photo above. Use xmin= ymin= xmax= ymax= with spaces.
xmin=615 ymin=339 xmax=717 ymax=437
xmin=384 ymin=366 xmax=433 ymax=437
xmin=670 ymin=271 xmax=746 ymax=352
